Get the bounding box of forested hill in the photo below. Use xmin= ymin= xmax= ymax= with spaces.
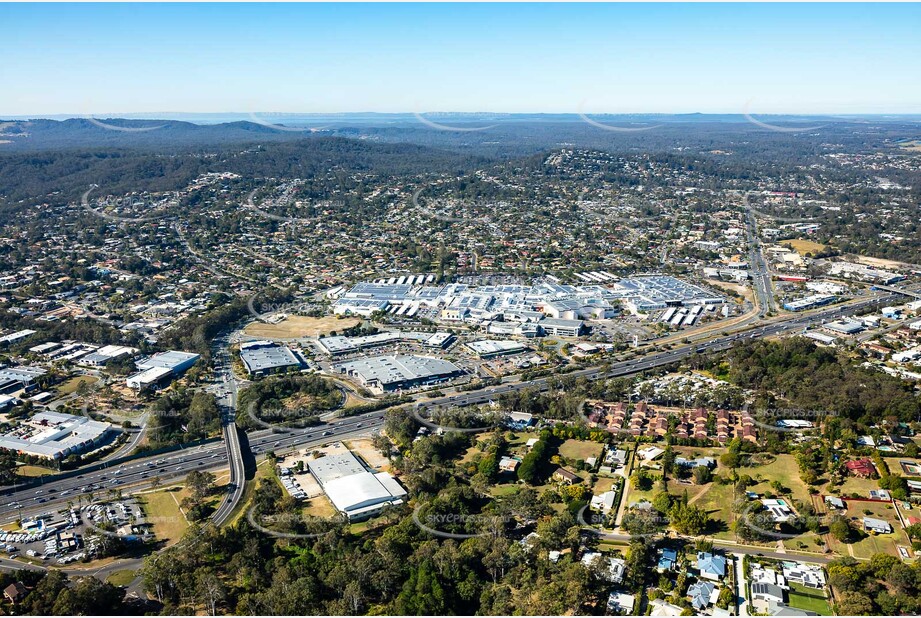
xmin=0 ymin=118 xmax=317 ymax=151
xmin=0 ymin=136 xmax=486 ymax=209
xmin=713 ymin=337 xmax=921 ymax=425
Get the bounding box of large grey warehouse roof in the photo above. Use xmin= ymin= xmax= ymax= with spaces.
xmin=335 ymin=355 xmax=462 ymax=388
xmin=343 ymin=282 xmax=414 ymax=301
xmin=239 ymin=341 xmax=301 ymax=373
xmin=136 ymin=350 xmax=200 ymax=371
xmin=610 ymin=275 xmax=723 ymax=308
xmin=309 ymin=451 xmax=368 ymax=485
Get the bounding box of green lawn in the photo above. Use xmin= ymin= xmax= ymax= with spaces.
xmin=56 ymin=375 xmax=98 ymax=395
xmin=691 ymin=481 xmax=737 ymax=540
xmin=490 ymin=484 xmax=521 ymax=498
xmin=593 ymin=478 xmax=621 ymax=494
xmin=827 ymin=501 xmax=906 ymax=559
xmin=558 ymin=439 xmax=603 ymax=462
xmin=137 ymin=489 xmax=189 ymax=546
xmin=835 ymin=476 xmax=881 ymax=498
xmin=460 ymin=444 xmax=482 ymax=465
xmin=788 ymin=582 xmax=832 ymax=615
xmin=672 ymin=445 xmax=725 ymax=460
xmin=738 ymin=454 xmax=812 ymax=505
xmin=16 ymin=464 xmax=55 ymax=477
xmin=629 ymin=477 xmax=708 ymax=506
xmin=105 ymin=569 xmax=138 ymax=587
xmin=505 ymin=431 xmax=539 ymax=447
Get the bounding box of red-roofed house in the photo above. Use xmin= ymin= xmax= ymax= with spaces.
xmin=845 ymin=458 xmax=876 ymax=479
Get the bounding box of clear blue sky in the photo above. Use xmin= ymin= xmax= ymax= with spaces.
xmin=2 ymin=3 xmax=920 ymax=116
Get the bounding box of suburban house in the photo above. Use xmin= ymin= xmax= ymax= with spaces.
xmin=782 ymin=562 xmax=827 ymax=589
xmin=657 ymin=547 xmax=678 ymax=571
xmin=606 ymin=591 xmax=635 ymax=615
xmin=697 ymin=551 xmax=727 ymax=580
xmin=688 ymin=580 xmax=717 ymax=610
xmin=863 ymin=517 xmax=892 ymax=534
xmin=844 ymin=458 xmax=876 ymax=478
xmin=762 ymin=498 xmax=796 ymax=523
xmin=752 ymin=582 xmax=786 ymax=606
xmin=3 ymin=582 xmax=27 ymax=604
xmin=649 ymin=599 xmax=685 ymax=617
xmin=553 ymin=467 xmax=580 ymax=485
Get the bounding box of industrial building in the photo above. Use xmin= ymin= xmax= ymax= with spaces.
xmin=308 ymin=450 xmax=407 ymax=521
xmin=805 ymin=332 xmax=836 ymax=346
xmin=80 ymin=345 xmax=139 ymax=367
xmin=783 ymin=294 xmax=837 ymax=312
xmin=607 ymin=275 xmax=724 ymax=312
xmin=239 ymin=340 xmax=303 ymax=376
xmin=136 ymin=350 xmax=200 ymax=373
xmin=0 ymin=411 xmax=113 ymax=461
xmin=823 ymin=320 xmax=865 ymax=336
xmin=465 ymin=339 xmax=527 ymax=358
xmin=334 ymin=355 xmax=464 ymax=393
xmin=126 ymin=367 xmax=173 ymax=391
xmin=538 ymin=318 xmax=586 ymax=337
xmin=316 ymin=331 xmax=455 ymax=356
xmin=0 ymin=366 xmax=46 ymax=395
xmin=0 ymin=330 xmax=36 ymax=348
xmin=331 ymin=275 xmax=722 ymax=325
xmin=126 ymin=350 xmax=200 ymax=391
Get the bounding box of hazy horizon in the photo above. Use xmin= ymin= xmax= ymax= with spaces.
xmin=3 ymin=3 xmax=920 ymax=117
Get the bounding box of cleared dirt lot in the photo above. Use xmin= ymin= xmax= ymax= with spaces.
xmin=244 ymin=315 xmax=360 ymax=339
xmin=783 ymin=239 xmax=828 ymax=256
xmin=347 ymin=438 xmax=390 ymax=470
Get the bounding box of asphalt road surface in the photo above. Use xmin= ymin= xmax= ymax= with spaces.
xmin=0 ymin=289 xmax=909 ymax=527
xmin=0 ymin=413 xmax=387 ymax=525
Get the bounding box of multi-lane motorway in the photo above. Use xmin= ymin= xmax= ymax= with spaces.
xmin=0 ymin=287 xmax=912 ymax=527
xmin=745 ymin=197 xmax=777 ymax=315
xmin=0 ymin=413 xmax=387 ymax=525
xmin=209 ymin=340 xmax=246 ymax=526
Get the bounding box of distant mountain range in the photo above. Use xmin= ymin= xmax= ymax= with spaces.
xmin=2 ymin=113 xmax=919 ymax=153
xmin=8 ymin=112 xmax=921 ymax=124
xmin=0 ymin=118 xmax=322 ymax=151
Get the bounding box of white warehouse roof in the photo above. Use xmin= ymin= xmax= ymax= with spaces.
xmin=322 ymin=471 xmax=407 ymax=514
